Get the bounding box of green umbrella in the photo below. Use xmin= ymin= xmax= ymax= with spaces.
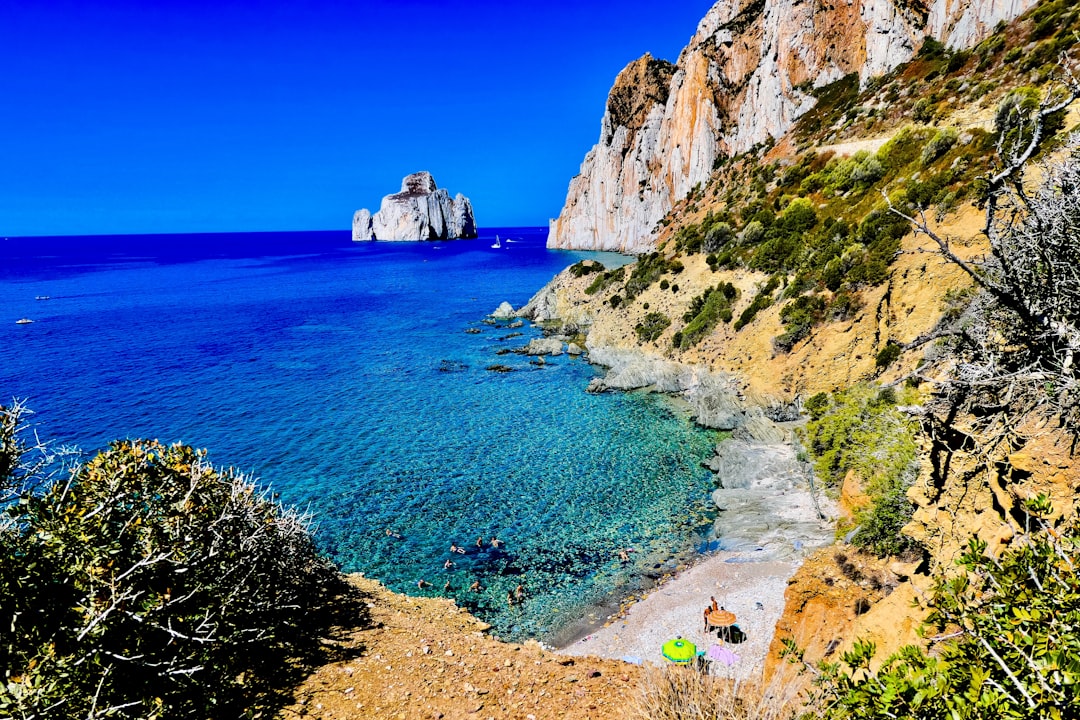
xmin=661 ymin=637 xmax=697 ymax=664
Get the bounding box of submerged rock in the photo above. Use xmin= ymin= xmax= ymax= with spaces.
xmin=353 ymin=172 xmax=477 ymax=241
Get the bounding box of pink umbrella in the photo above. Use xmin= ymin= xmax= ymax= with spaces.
xmin=707 ymin=644 xmax=740 ymax=666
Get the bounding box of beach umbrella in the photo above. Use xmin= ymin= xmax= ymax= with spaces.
xmin=707 ymin=644 xmax=740 ymax=666
xmin=661 ymin=638 xmax=697 ymax=664
xmin=707 ymin=609 xmax=736 ymax=627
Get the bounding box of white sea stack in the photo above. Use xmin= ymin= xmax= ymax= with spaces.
xmin=353 ymin=172 xmax=478 ymax=241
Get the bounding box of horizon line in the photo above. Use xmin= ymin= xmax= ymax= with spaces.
xmin=0 ymin=225 xmax=550 ymax=241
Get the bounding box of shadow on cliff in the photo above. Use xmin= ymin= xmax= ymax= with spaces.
xmin=231 ymin=577 xmax=374 ymax=718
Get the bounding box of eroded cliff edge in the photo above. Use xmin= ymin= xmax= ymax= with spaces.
xmin=548 ymin=0 xmax=1037 ymax=253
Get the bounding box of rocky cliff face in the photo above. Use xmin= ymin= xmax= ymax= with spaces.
xmin=353 ymin=172 xmax=477 ymax=241
xmin=547 ymin=0 xmax=1037 ymax=253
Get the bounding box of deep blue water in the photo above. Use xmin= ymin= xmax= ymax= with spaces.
xmin=0 ymin=228 xmax=718 ymax=641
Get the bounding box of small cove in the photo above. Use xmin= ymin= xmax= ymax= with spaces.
xmin=0 ymin=228 xmax=722 ymax=641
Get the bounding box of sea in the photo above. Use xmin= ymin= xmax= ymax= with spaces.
xmin=0 ymin=227 xmax=720 ymax=642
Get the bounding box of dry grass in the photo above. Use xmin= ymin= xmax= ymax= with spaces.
xmin=628 ymin=663 xmax=811 ymax=720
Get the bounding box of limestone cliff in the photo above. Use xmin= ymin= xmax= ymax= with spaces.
xmin=547 ymin=0 xmax=1036 ymax=252
xmin=352 ymin=172 xmax=477 ymax=241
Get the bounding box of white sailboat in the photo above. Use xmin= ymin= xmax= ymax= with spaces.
xmin=491 ymin=234 xmax=501 ymax=249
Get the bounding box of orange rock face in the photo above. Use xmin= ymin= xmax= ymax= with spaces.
xmin=548 ymin=0 xmax=1037 ymax=253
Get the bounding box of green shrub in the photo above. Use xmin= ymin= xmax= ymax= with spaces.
xmin=568 ymin=260 xmax=603 ymax=278
xmin=920 ymin=127 xmax=958 ymax=166
xmin=635 ymin=312 xmax=672 ymax=343
xmin=703 ymin=222 xmax=735 ymax=253
xmin=875 ymin=341 xmax=903 ymax=368
xmin=775 ymin=293 xmax=827 ymax=352
xmin=584 ymin=265 xmax=625 ymax=295
xmin=0 ymin=406 xmax=347 ymax=719
xmin=804 ymin=392 xmax=830 ymax=420
xmin=734 ymin=275 xmax=781 ymax=331
xmin=804 ymin=498 xmax=1080 ymax=718
xmin=803 ymin=385 xmax=920 ymax=557
xmin=623 ymin=252 xmax=674 ymax=300
xmin=913 ymin=97 xmax=937 ymax=123
xmin=679 ymin=283 xmax=738 ymax=348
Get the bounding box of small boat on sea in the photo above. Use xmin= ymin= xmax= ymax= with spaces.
xmin=35 ymin=295 xmax=50 ymax=301
xmin=491 ymin=235 xmax=501 ymax=249
xmin=16 ymin=318 xmax=34 ymax=325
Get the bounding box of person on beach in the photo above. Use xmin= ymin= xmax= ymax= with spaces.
xmin=469 ymin=580 xmax=482 ymax=593
xmin=703 ymin=606 xmax=711 ymax=633
xmin=710 ymin=596 xmax=719 ymax=612
xmin=619 ymin=549 xmax=630 ymax=562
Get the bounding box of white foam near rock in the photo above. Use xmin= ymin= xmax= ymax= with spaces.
xmin=353 ymin=172 xmax=477 ymax=241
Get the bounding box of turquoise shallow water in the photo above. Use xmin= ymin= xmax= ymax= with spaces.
xmin=0 ymin=228 xmax=718 ymax=640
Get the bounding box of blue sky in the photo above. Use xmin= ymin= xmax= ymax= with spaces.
xmin=1 ymin=1 xmax=713 ymax=236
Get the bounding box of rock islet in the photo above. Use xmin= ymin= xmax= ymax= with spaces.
xmin=353 ymin=171 xmax=477 ymax=241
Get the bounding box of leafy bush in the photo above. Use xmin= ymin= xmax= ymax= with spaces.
xmin=804 ymin=392 xmax=830 ymax=420
xmin=0 ymin=405 xmax=348 ymax=719
xmin=568 ymin=260 xmax=603 ymax=278
xmin=623 ymin=252 xmax=675 ymax=300
xmin=803 ymin=386 xmax=920 ymax=557
xmin=635 ymin=312 xmax=671 ymax=343
xmin=775 ymin=293 xmax=827 ymax=352
xmin=584 ymin=265 xmax=625 ymax=295
xmin=804 ymin=498 xmax=1080 ymax=718
xmin=678 ymin=283 xmax=738 ymax=348
xmin=733 ymin=275 xmax=781 ymax=331
xmin=875 ymin=341 xmax=903 ymax=368
xmin=920 ymin=127 xmax=958 ymax=166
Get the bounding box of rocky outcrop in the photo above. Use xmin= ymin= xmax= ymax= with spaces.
xmin=523 ymin=338 xmax=565 ymax=356
xmin=547 ymin=0 xmax=1037 ymax=253
xmin=353 ymin=172 xmax=477 ymax=241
